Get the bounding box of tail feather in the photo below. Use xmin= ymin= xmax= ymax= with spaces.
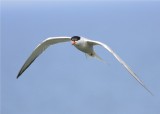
xmin=85 ymin=52 xmax=106 ymax=63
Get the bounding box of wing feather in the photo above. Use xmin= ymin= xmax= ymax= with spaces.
xmin=87 ymin=39 xmax=153 ymax=95
xmin=17 ymin=37 xmax=71 ymax=78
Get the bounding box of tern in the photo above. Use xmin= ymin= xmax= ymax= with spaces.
xmin=17 ymin=36 xmax=152 ymax=95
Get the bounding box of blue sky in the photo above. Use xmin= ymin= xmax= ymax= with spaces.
xmin=1 ymin=0 xmax=160 ymax=114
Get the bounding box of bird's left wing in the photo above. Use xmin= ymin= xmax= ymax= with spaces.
xmin=86 ymin=39 xmax=153 ymax=95
xmin=17 ymin=37 xmax=71 ymax=78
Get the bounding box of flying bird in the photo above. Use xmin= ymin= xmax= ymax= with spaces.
xmin=17 ymin=36 xmax=153 ymax=95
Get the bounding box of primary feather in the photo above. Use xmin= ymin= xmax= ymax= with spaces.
xmin=17 ymin=37 xmax=71 ymax=78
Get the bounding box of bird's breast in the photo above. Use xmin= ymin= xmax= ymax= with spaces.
xmin=74 ymin=42 xmax=93 ymax=54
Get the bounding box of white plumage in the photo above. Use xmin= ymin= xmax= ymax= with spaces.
xmin=17 ymin=36 xmax=153 ymax=95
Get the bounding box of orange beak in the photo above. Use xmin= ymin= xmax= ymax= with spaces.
xmin=71 ymin=41 xmax=76 ymax=45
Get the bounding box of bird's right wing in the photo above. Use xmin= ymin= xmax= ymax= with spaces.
xmin=17 ymin=37 xmax=71 ymax=78
xmin=86 ymin=39 xmax=153 ymax=95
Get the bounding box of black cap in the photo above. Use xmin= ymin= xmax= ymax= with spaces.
xmin=71 ymin=36 xmax=81 ymax=41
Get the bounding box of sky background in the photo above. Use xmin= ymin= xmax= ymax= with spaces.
xmin=1 ymin=0 xmax=160 ymax=114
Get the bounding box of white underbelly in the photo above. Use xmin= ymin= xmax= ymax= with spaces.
xmin=74 ymin=44 xmax=93 ymax=54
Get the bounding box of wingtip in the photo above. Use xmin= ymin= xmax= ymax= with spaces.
xmin=146 ymin=89 xmax=154 ymax=96
xmin=150 ymin=92 xmax=154 ymax=96
xmin=16 ymin=73 xmax=21 ymax=79
xmin=16 ymin=75 xmax=19 ymax=79
xmin=140 ymin=82 xmax=154 ymax=96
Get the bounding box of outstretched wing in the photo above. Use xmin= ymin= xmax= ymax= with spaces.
xmin=17 ymin=37 xmax=71 ymax=78
xmin=87 ymin=39 xmax=153 ymax=95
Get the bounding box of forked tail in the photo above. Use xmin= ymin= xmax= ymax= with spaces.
xmin=85 ymin=52 xmax=106 ymax=63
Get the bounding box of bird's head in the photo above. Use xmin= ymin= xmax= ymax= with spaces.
xmin=71 ymin=36 xmax=81 ymax=45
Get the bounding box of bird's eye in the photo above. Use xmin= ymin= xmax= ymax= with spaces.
xmin=71 ymin=36 xmax=81 ymax=41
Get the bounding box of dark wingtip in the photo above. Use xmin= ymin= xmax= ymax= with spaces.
xmin=16 ymin=72 xmax=21 ymax=79
xmin=16 ymin=75 xmax=19 ymax=79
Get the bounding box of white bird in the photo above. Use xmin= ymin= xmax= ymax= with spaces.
xmin=17 ymin=36 xmax=153 ymax=95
